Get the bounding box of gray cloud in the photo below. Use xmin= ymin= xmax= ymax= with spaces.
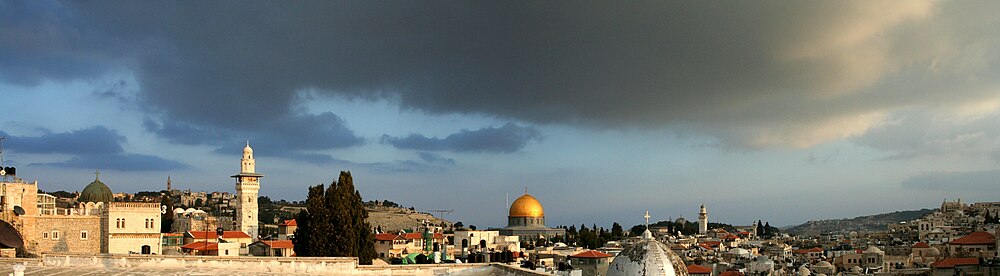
xmin=1 ymin=126 xmax=123 ymax=155
xmin=381 ymin=124 xmax=541 ymax=153
xmin=4 ymin=1 xmax=1000 ymax=151
xmin=852 ymin=110 xmax=1000 ymax=161
xmin=145 ymin=111 xmax=365 ymax=157
xmin=1 ymin=126 xmax=186 ymax=171
xmin=902 ymin=170 xmax=1000 ymax=191
xmin=32 ymin=153 xmax=187 ymax=171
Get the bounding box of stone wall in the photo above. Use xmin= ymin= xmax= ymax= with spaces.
xmin=31 ymin=215 xmax=101 ymax=255
xmin=36 ymin=254 xmax=545 ymax=275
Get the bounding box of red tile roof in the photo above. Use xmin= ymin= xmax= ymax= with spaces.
xmin=279 ymin=219 xmax=297 ymax=226
xmin=719 ymin=271 xmax=744 ymax=276
xmin=181 ymin=241 xmax=218 ymax=251
xmin=738 ymin=231 xmax=751 ymax=236
xmin=261 ymin=240 xmax=294 ymax=249
xmin=723 ymin=234 xmax=740 ymax=241
xmin=912 ymin=242 xmax=930 ymax=248
xmin=950 ymin=231 xmax=995 ymax=245
xmin=793 ymin=247 xmax=823 ymax=254
xmin=687 ymin=264 xmax=712 ymax=274
xmin=375 ymin=233 xmax=402 ymax=241
xmin=188 ymin=231 xmax=252 ymax=240
xmin=932 ymin=258 xmax=979 ymax=268
xmin=571 ymin=250 xmax=613 ymax=259
xmin=401 ymin=232 xmax=445 ymax=240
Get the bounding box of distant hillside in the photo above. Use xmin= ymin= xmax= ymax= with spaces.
xmin=785 ymin=209 xmax=935 ymax=236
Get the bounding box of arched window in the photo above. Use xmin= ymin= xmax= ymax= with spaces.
xmin=116 ymin=218 xmax=121 ymax=228
xmin=122 ymin=218 xmax=125 ymax=228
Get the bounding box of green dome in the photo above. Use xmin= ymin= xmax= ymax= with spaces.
xmin=79 ymin=171 xmax=113 ymax=203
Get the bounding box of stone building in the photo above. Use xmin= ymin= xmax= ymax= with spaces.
xmin=498 ymin=192 xmax=565 ymax=242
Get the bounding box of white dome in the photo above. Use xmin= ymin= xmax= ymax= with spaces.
xmin=797 ymin=266 xmax=811 ymax=276
xmin=864 ymin=246 xmax=883 ymax=254
xmin=185 ymin=208 xmax=197 ymax=213
xmin=607 ymin=230 xmax=689 ymax=276
xmin=815 ymin=261 xmax=833 ymax=268
xmin=173 ymin=208 xmax=185 ymax=214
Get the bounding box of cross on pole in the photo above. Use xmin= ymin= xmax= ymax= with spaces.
xmin=644 ymin=209 xmax=651 ymax=228
xmin=94 ymin=170 xmax=100 ymax=180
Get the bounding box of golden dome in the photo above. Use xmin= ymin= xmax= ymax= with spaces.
xmin=509 ymin=194 xmax=545 ymax=218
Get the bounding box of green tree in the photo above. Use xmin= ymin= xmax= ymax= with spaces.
xmin=292 ymin=171 xmax=376 ymax=264
xmin=611 ymin=222 xmax=624 ymax=239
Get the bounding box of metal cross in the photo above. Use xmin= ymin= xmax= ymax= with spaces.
xmin=94 ymin=170 xmax=100 ymax=180
xmin=644 ymin=209 xmax=651 ymax=227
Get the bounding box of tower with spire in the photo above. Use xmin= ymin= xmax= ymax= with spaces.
xmin=698 ymin=204 xmax=708 ymax=235
xmin=232 ymin=141 xmax=263 ymax=240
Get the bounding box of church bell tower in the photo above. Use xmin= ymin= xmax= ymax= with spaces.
xmin=232 ymin=141 xmax=262 ymax=240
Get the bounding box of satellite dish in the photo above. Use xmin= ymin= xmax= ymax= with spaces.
xmin=12 ymin=206 xmax=24 ymax=216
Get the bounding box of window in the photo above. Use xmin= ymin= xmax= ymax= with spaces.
xmin=116 ymin=218 xmax=121 ymax=228
xmin=81 ymin=231 xmax=88 ymax=240
xmin=42 ymin=232 xmax=49 ymax=239
xmin=52 ymin=231 xmax=60 ymax=239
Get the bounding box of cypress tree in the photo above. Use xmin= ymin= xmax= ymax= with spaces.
xmin=291 ymin=172 xmax=376 ymax=264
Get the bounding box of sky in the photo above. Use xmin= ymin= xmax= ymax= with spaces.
xmin=3 ymin=0 xmax=1000 ymax=229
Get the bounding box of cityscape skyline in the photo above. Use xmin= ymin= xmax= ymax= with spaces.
xmin=4 ymin=1 xmax=1000 ymax=229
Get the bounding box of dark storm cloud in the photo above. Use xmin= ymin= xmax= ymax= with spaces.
xmin=901 ymin=170 xmax=1000 ymax=191
xmin=1 ymin=126 xmax=123 ymax=155
xmin=381 ymin=124 xmax=541 ymax=153
xmin=4 ymin=0 xmax=1000 ymax=151
xmin=32 ymin=153 xmax=187 ymax=171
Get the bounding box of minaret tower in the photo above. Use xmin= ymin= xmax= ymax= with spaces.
xmin=232 ymin=141 xmax=262 ymax=240
xmin=698 ymin=204 xmax=708 ymax=234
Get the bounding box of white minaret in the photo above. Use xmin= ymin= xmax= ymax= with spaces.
xmin=698 ymin=204 xmax=708 ymax=234
xmin=232 ymin=141 xmax=262 ymax=240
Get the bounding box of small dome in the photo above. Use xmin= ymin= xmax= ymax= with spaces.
xmin=815 ymin=261 xmax=834 ymax=268
xmin=509 ymin=193 xmax=545 ymax=218
xmin=244 ymin=141 xmax=253 ymax=154
xmin=608 ymin=229 xmax=689 ymax=276
xmin=173 ymin=208 xmax=185 ymax=214
xmin=79 ymin=172 xmax=113 ymax=203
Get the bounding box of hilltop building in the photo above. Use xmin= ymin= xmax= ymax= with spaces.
xmin=232 ymin=142 xmax=262 ymax=240
xmin=498 ymin=193 xmax=564 ymax=242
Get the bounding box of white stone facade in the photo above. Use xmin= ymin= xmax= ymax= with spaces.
xmin=106 ymin=202 xmax=162 ymax=254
